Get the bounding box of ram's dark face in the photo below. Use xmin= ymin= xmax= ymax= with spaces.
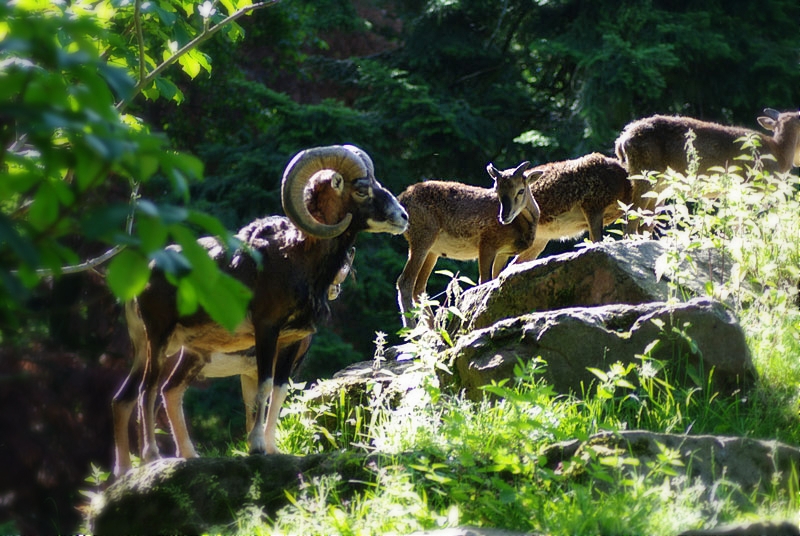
xmin=348 ymin=177 xmax=408 ymax=234
xmin=282 ymin=145 xmax=408 ymax=239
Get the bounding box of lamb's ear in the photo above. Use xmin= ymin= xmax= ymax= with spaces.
xmin=513 ymin=161 xmax=531 ymax=174
xmin=486 ymin=163 xmax=500 ymax=179
xmin=757 ymin=116 xmax=777 ymax=131
xmin=524 ymin=169 xmax=544 ymax=183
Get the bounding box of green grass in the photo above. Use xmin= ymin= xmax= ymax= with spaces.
xmin=97 ymin=150 xmax=800 ymax=535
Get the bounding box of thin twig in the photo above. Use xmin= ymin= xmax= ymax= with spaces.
xmin=134 ymin=0 xmax=146 ymax=85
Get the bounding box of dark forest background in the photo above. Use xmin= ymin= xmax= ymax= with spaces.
xmin=2 ymin=0 xmax=800 ymax=533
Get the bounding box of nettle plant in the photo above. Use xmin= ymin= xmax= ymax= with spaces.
xmin=624 ymin=132 xmax=800 ymax=312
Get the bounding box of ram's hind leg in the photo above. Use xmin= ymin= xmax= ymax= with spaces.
xmin=112 ymin=300 xmax=147 ymax=476
xmin=112 ymin=368 xmax=141 ymax=476
xmin=139 ymin=334 xmax=170 ymax=464
xmin=161 ymin=348 xmax=206 ymax=459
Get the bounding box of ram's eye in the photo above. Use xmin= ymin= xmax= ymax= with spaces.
xmin=517 ymin=188 xmax=525 ymax=197
xmin=353 ymin=190 xmax=370 ymax=201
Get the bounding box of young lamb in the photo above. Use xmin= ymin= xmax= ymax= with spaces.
xmin=494 ymin=152 xmax=632 ymax=263
xmin=615 ymin=109 xmax=800 ymax=233
xmin=396 ymin=161 xmax=540 ymax=327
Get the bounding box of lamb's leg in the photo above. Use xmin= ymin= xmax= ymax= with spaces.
xmin=477 ymin=246 xmax=498 ymax=284
xmin=413 ymin=252 xmax=439 ymax=298
xmin=584 ymin=207 xmax=606 ymax=242
xmin=626 ymin=175 xmax=655 ymax=235
xmin=513 ymin=237 xmax=548 ymax=264
xmin=491 ymin=253 xmax=512 ymax=279
xmin=397 ymin=228 xmax=438 ymax=326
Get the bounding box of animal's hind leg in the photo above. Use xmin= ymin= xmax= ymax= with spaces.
xmin=112 ymin=300 xmax=147 ymax=476
xmin=161 ymin=348 xmax=206 ymax=459
xmin=112 ymin=369 xmax=141 ymax=476
xmin=397 ymin=234 xmax=437 ymax=326
xmin=138 ymin=337 xmax=166 ymax=464
xmin=414 ymin=252 xmax=439 ymax=299
xmin=240 ymin=372 xmax=258 ymax=434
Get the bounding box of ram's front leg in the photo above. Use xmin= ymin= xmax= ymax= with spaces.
xmin=248 ymin=326 xmax=279 ymax=455
xmin=261 ymin=339 xmax=309 ymax=454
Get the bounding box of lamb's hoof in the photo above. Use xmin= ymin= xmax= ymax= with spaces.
xmin=142 ymin=447 xmax=161 ymax=464
xmin=248 ymin=445 xmax=281 ymax=455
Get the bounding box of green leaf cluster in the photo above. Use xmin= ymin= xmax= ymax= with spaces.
xmin=0 ymin=0 xmax=275 ymax=336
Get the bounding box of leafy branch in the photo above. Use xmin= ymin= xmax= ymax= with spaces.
xmin=118 ymin=0 xmax=281 ymax=113
xmin=38 ymin=0 xmax=281 ymax=277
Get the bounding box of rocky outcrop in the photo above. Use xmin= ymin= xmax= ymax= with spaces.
xmin=88 ymin=452 xmax=383 ymax=535
xmin=88 ymin=241 xmax=765 ymax=534
xmin=444 ymin=297 xmax=755 ymax=400
xmin=450 ymin=240 xmax=730 ymax=333
xmin=543 ymin=431 xmax=800 ymax=504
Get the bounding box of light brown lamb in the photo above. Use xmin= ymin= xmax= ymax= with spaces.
xmin=494 ymin=152 xmax=632 ymax=263
xmin=396 ymin=161 xmax=540 ymax=327
xmin=615 ymin=109 xmax=800 ymax=233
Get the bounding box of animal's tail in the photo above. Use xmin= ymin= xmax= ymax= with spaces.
xmin=125 ymin=299 xmax=147 ymax=371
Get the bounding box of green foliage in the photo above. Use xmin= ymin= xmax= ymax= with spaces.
xmin=0 ymin=0 xmax=282 ymax=335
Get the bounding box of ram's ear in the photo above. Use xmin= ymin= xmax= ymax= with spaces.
xmin=331 ymin=172 xmax=346 ymax=194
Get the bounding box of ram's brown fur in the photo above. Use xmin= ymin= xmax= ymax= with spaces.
xmin=111 ymin=146 xmax=407 ymax=476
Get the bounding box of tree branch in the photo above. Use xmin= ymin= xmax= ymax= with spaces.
xmin=134 ymin=0 xmax=146 ymax=85
xmin=117 ymin=0 xmax=281 ymax=113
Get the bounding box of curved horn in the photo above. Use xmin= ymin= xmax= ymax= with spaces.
xmin=343 ymin=144 xmax=374 ymax=178
xmin=763 ymin=108 xmax=780 ymax=120
xmin=281 ymin=145 xmax=367 ymax=239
